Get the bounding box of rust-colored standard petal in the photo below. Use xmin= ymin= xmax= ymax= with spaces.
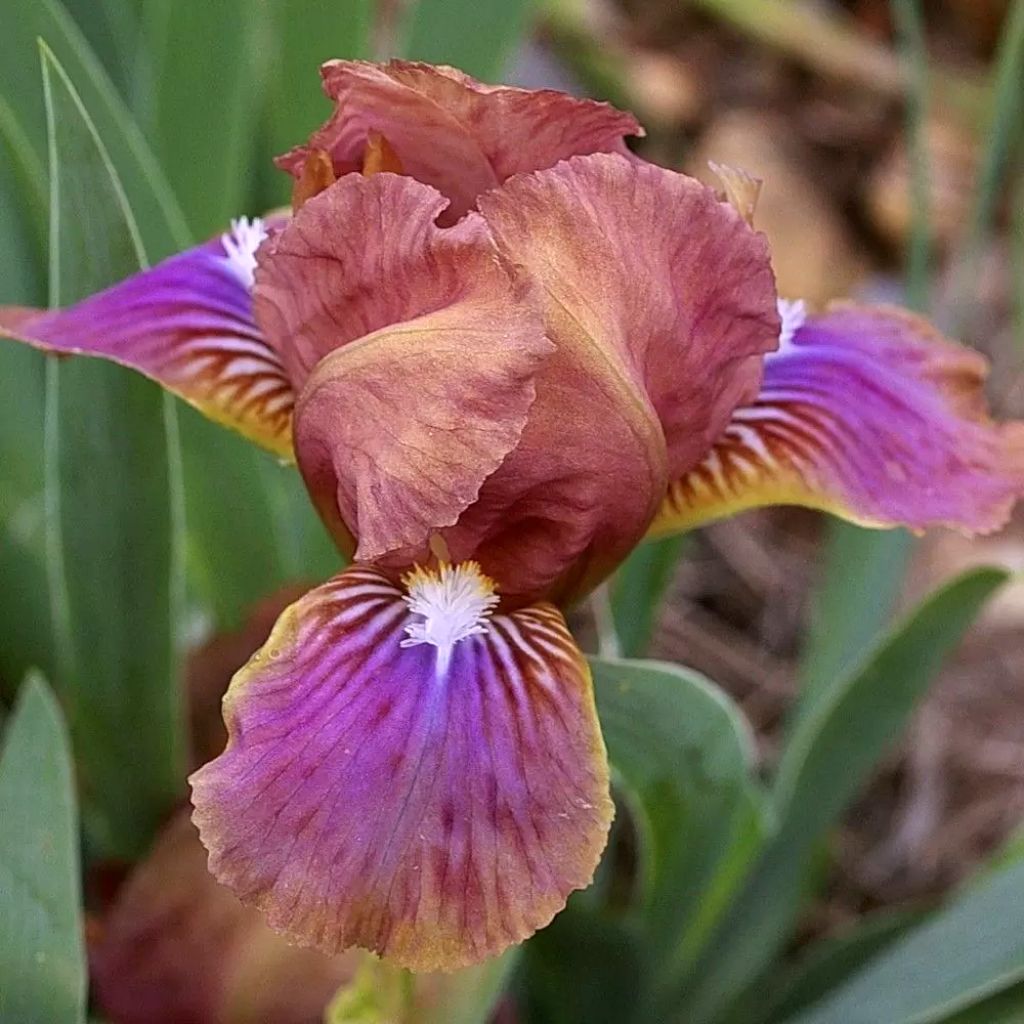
xmin=433 ymin=153 xmax=778 ymax=605
xmin=256 ymin=173 xmax=552 ymax=562
xmin=276 ymin=59 xmax=642 ymax=223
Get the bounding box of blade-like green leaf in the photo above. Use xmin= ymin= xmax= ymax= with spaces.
xmin=137 ymin=0 xmax=266 ymax=237
xmin=0 ymin=99 xmax=52 ymax=690
xmin=399 ymin=0 xmax=534 ymax=79
xmin=610 ymin=536 xmax=687 ymax=658
xmin=0 ymin=0 xmax=189 ymax=259
xmin=179 ymin=408 xmax=341 ymax=628
xmin=937 ymin=983 xmax=1024 ymax=1023
xmin=795 ymin=523 xmax=912 ymax=729
xmin=681 ymin=567 xmax=1007 ymax=1024
xmin=520 ymin=907 xmax=650 ymax=1024
xmin=263 ymin=0 xmax=372 ymax=198
xmin=950 ymin=0 xmax=1024 ymax=325
xmin=764 ymin=910 xmax=924 ymax=1023
xmin=59 ymin=0 xmax=139 ymax=94
xmin=42 ymin=43 xmax=185 ymax=859
xmin=787 ymin=859 xmax=1024 ymax=1024
xmin=0 ymin=674 xmax=85 ymax=1024
xmin=590 ymin=657 xmax=768 ymax=989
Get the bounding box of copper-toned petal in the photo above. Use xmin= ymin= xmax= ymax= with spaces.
xmin=255 ymin=173 xmax=552 ymax=561
xmin=276 ymin=59 xmax=642 ymax=223
xmin=432 ymin=153 xmax=778 ymax=605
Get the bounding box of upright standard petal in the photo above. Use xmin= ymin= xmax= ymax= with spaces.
xmin=1 ymin=219 xmax=294 ymax=457
xmin=190 ymin=564 xmax=613 ymax=972
xmin=256 ymin=174 xmax=552 ymax=561
xmin=434 ymin=153 xmax=777 ymax=606
xmin=651 ymin=303 xmax=1024 ymax=536
xmin=276 ymin=60 xmax=642 ymax=223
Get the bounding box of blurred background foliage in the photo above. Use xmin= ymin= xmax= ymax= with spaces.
xmin=0 ymin=0 xmax=1023 ymax=1022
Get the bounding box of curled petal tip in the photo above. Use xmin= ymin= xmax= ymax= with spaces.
xmin=278 ymin=59 xmax=641 ymax=221
xmin=190 ymin=566 xmax=612 ymax=972
xmin=708 ymin=160 xmax=763 ymax=227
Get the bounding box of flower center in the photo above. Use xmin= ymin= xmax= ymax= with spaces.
xmin=220 ymin=217 xmax=267 ymax=289
xmin=400 ymin=562 xmax=499 ymax=674
xmin=777 ymin=297 xmax=807 ymax=351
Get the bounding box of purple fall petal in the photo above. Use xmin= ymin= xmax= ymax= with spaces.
xmin=189 ymin=565 xmax=612 ymax=972
xmin=1 ymin=219 xmax=295 ymax=457
xmin=653 ymin=303 xmax=1024 ymax=535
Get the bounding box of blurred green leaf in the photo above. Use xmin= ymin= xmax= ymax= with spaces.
xmin=0 ymin=0 xmax=189 ymax=260
xmin=764 ymin=910 xmax=924 ymax=1023
xmin=795 ymin=523 xmax=911 ymax=730
xmin=399 ymin=0 xmax=534 ymax=79
xmin=610 ymin=536 xmax=686 ymax=658
xmin=138 ymin=0 xmax=267 ymax=237
xmin=0 ymin=523 xmax=54 ymax=694
xmin=0 ymin=94 xmax=52 ymax=690
xmin=786 ymin=859 xmax=1024 ymax=1024
xmin=681 ymin=567 xmax=1007 ymax=1024
xmin=263 ymin=0 xmax=372 ymax=197
xmin=59 ymin=0 xmax=139 ymax=94
xmin=325 ymin=954 xmax=514 ymax=1024
xmin=937 ymin=983 xmax=1024 ymax=1023
xmin=776 ymin=567 xmax=1006 ymax=817
xmin=179 ymin=407 xmax=341 ymax=628
xmin=42 ymin=43 xmax=185 ymax=858
xmin=326 ymin=959 xmax=410 ymax=1023
xmin=440 ymin=957 xmax=518 ymax=1024
xmin=590 ymin=657 xmax=768 ymax=995
xmin=520 ymin=907 xmax=650 ymax=1024
xmin=951 ymin=0 xmax=1024 ymax=323
xmin=0 ymin=674 xmax=85 ymax=1024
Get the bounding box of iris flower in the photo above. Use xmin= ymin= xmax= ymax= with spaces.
xmin=4 ymin=61 xmax=1022 ymax=972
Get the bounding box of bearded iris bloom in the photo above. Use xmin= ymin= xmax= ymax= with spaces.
xmin=4 ymin=61 xmax=1023 ymax=972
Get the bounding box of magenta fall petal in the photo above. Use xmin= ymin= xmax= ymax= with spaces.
xmin=653 ymin=303 xmax=1024 ymax=536
xmin=189 ymin=565 xmax=613 ymax=972
xmin=0 ymin=219 xmax=294 ymax=456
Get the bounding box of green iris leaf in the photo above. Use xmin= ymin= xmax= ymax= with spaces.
xmin=42 ymin=41 xmax=186 ymax=859
xmin=0 ymin=674 xmax=85 ymax=1024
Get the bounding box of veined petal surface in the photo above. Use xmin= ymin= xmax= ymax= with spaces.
xmin=190 ymin=565 xmax=612 ymax=972
xmin=1 ymin=220 xmax=293 ymax=457
xmin=276 ymin=59 xmax=641 ymax=223
xmin=437 ymin=154 xmax=777 ymax=605
xmin=257 ymin=174 xmax=552 ymax=561
xmin=651 ymin=304 xmax=1024 ymax=536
